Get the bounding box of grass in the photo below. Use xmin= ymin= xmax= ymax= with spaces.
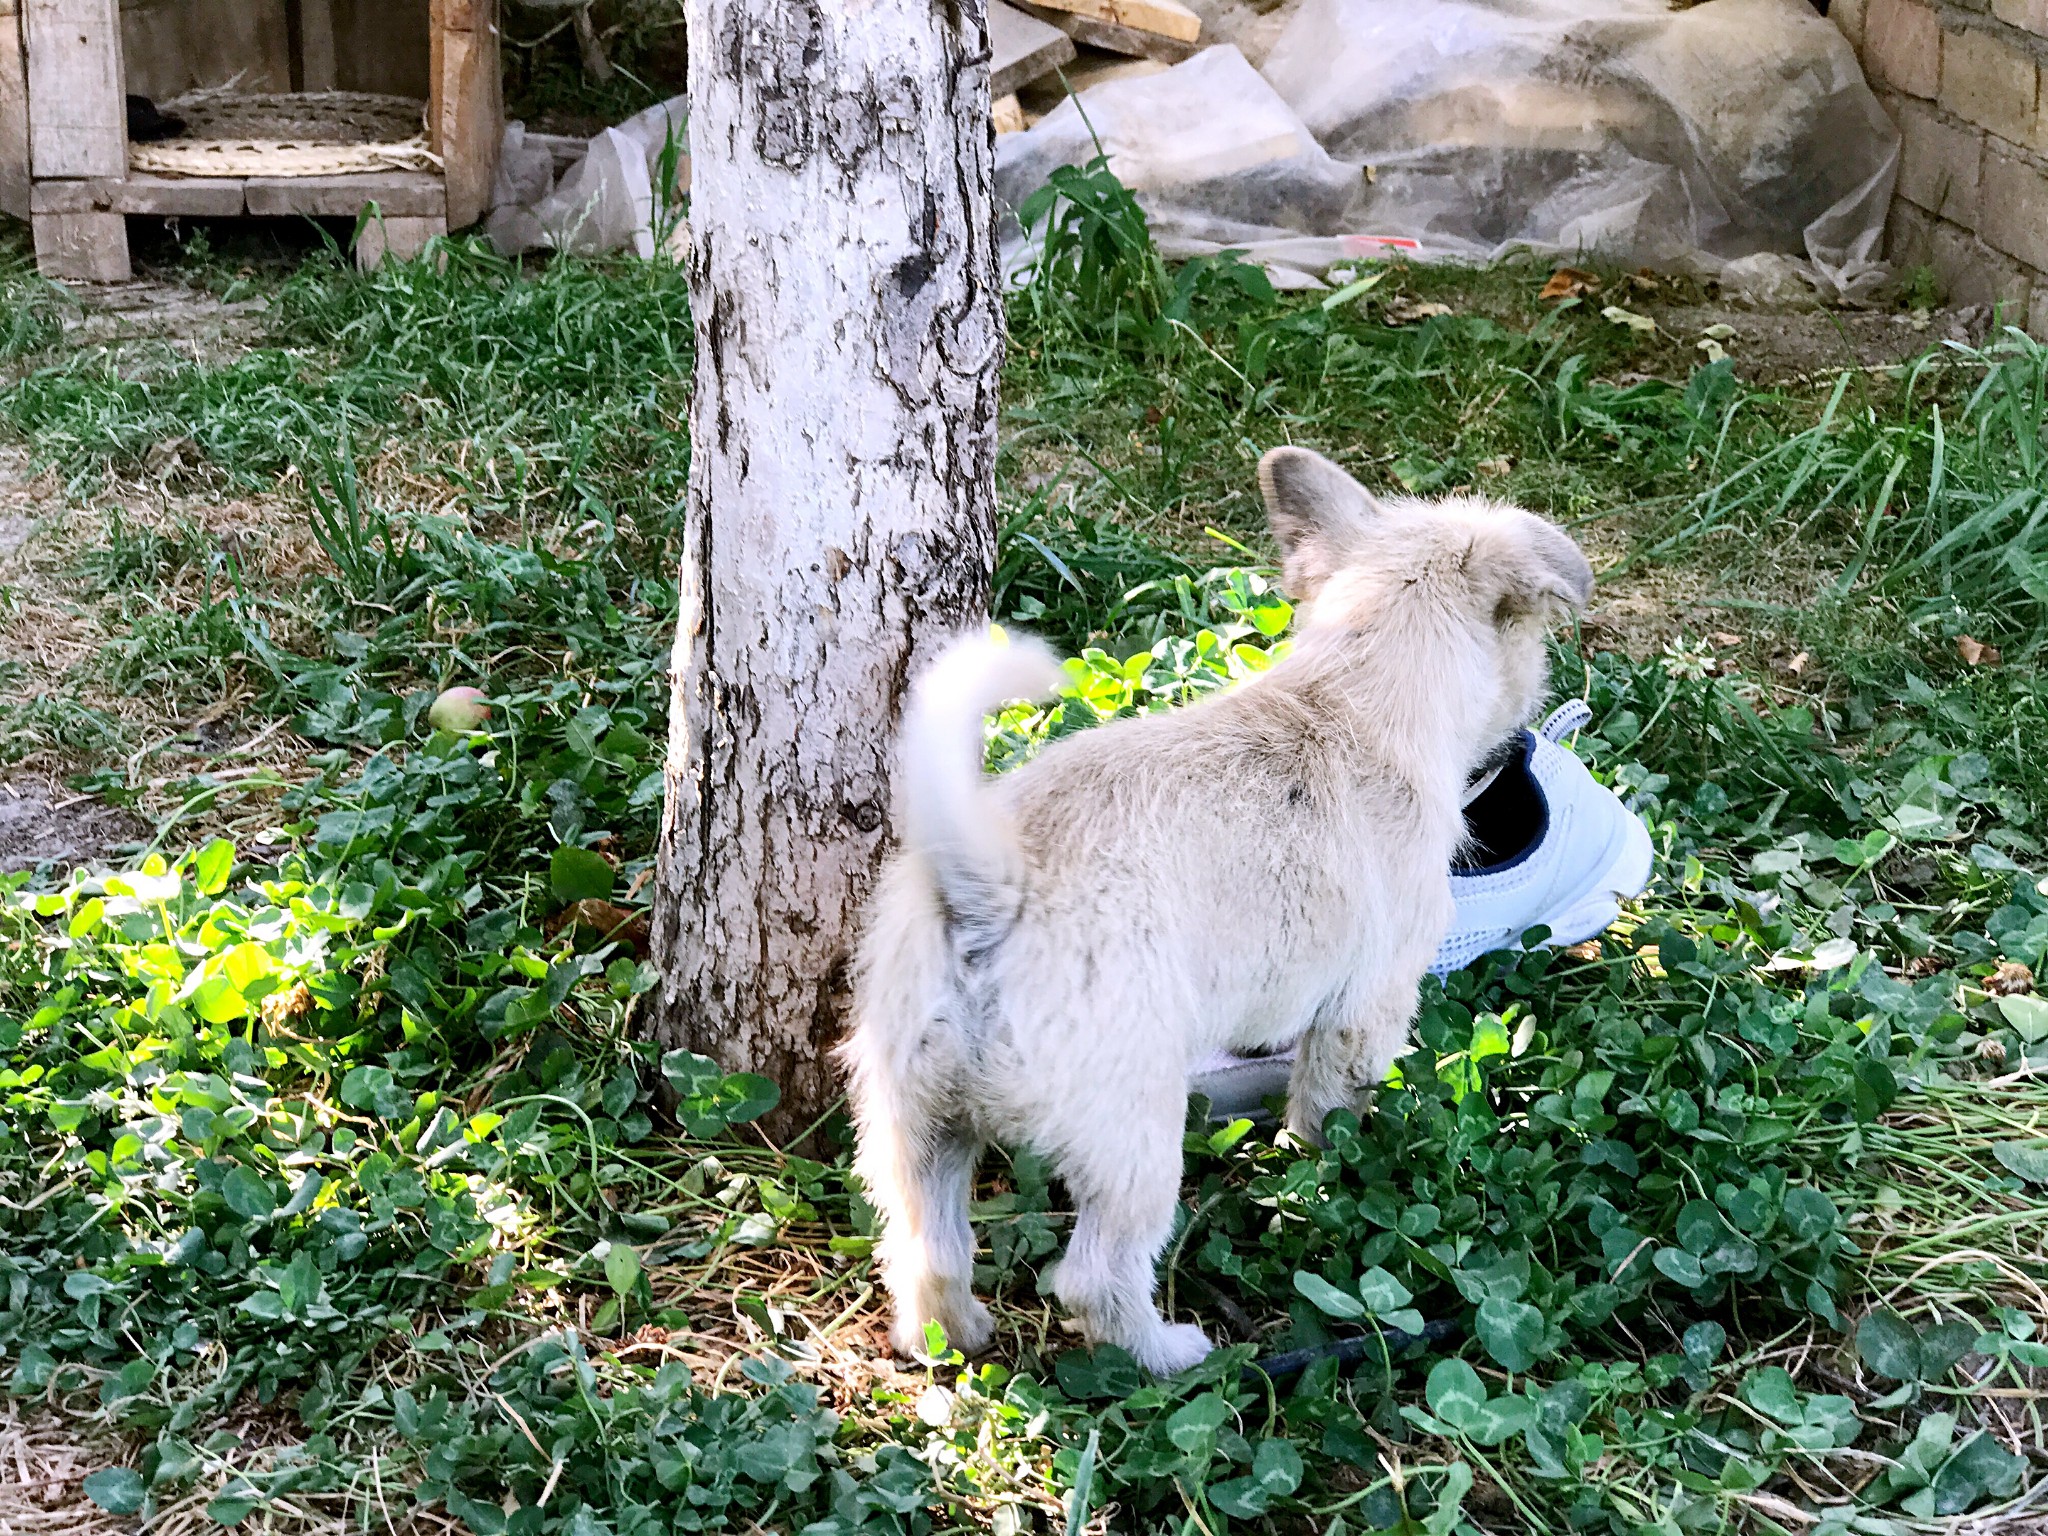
xmin=1 ymin=186 xmax=2047 ymax=1536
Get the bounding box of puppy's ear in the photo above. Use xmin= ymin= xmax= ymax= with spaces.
xmin=1482 ymin=515 xmax=1594 ymax=623
xmin=1258 ymin=447 xmax=1386 ymax=599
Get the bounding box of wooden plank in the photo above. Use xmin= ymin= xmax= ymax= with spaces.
xmin=989 ymin=0 xmax=1074 ymax=97
xmin=432 ymin=0 xmax=499 ymax=228
xmin=526 ymin=130 xmax=586 ymax=173
xmin=1016 ymin=0 xmax=1198 ymax=44
xmin=31 ymin=172 xmax=244 ymax=215
xmin=0 ymin=3 xmax=29 ymax=219
xmin=428 ymin=0 xmax=443 ymax=148
xmin=300 ymin=0 xmax=336 ymax=89
xmin=1014 ymin=2 xmax=1198 ymax=60
xmin=244 ymin=170 xmax=445 ymax=217
xmin=24 ymin=0 xmax=125 ymax=178
xmin=123 ymin=0 xmax=290 ymax=98
xmin=332 ymin=0 xmax=430 ymax=96
xmin=33 ymin=208 xmax=126 ymax=279
xmin=992 ymin=93 xmax=1025 ymax=135
xmin=1022 ymin=48 xmax=1168 ymax=108
xmin=354 ymin=211 xmax=445 ymax=268
xmin=1067 ymin=51 xmax=1170 ymax=88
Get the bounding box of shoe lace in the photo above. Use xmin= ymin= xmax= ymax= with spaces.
xmin=1462 ymin=700 xmax=1595 ymax=809
xmin=1538 ymin=698 xmax=1593 ymax=743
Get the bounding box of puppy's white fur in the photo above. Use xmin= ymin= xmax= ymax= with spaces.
xmin=838 ymin=448 xmax=1593 ymax=1375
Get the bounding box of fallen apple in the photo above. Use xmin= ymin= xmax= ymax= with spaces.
xmin=428 ymin=686 xmax=491 ymax=732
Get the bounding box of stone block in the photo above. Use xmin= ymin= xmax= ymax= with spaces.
xmin=2028 ymin=285 xmax=2048 ymax=339
xmin=1887 ymin=198 xmax=1938 ymax=268
xmin=1992 ymin=0 xmax=2048 ymax=37
xmin=1980 ymin=144 xmax=2048 ymax=269
xmin=1833 ymin=0 xmax=1869 ymax=50
xmin=1865 ymin=0 xmax=1942 ymax=96
xmin=1896 ymin=96 xmax=1985 ymax=224
xmin=1931 ymin=216 xmax=2034 ymax=313
xmin=1939 ymin=24 xmax=2039 ymax=143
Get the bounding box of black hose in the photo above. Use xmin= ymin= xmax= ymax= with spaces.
xmin=1248 ymin=1317 xmax=1460 ymax=1384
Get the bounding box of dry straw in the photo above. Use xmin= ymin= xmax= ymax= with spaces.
xmin=129 ymin=92 xmax=440 ymax=179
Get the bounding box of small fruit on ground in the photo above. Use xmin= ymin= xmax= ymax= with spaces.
xmin=429 ymin=686 xmax=491 ymax=732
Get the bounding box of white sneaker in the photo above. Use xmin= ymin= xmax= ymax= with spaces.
xmin=1190 ymin=701 xmax=1654 ymax=1119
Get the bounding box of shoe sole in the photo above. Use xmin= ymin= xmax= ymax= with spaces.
xmin=1190 ymin=804 xmax=1655 ymax=1121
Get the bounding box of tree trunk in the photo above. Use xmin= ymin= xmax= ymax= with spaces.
xmin=649 ymin=0 xmax=1002 ymax=1140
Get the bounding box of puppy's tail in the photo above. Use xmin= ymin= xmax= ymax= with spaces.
xmin=898 ymin=628 xmax=1064 ymax=937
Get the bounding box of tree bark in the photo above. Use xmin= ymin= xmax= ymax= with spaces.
xmin=649 ymin=0 xmax=1002 ymax=1140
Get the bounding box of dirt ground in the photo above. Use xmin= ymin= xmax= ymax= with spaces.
xmin=1644 ymin=300 xmax=1996 ymax=383
xmin=0 ymin=447 xmax=142 ymax=874
xmin=51 ymin=277 xmax=270 ymax=369
xmin=0 ymin=777 xmax=145 ymax=875
xmin=0 ymin=273 xmax=301 ymax=877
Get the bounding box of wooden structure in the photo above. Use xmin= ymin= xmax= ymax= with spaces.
xmin=987 ymin=0 xmax=1201 ymax=135
xmin=0 ymin=0 xmax=500 ymax=279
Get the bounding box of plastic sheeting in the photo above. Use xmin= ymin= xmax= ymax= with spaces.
xmin=995 ymin=0 xmax=1900 ymax=299
xmin=487 ymin=97 xmax=689 ymax=259
xmin=995 ymin=46 xmax=1359 ymax=261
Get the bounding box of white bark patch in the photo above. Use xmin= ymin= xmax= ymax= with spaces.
xmin=650 ymin=0 xmax=1001 ymax=1133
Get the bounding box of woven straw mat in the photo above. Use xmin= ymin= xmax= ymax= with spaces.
xmin=129 ymin=92 xmax=441 ymax=178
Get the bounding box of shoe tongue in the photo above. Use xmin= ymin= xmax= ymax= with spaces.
xmin=1461 ymin=762 xmax=1505 ymax=809
xmin=1457 ymin=732 xmax=1545 ymax=871
xmin=1461 ymin=732 xmax=1526 ymax=808
xmin=1457 ymin=700 xmax=1585 ymax=830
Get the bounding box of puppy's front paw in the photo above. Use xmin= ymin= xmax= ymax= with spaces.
xmin=945 ymin=1299 xmax=996 ymax=1356
xmin=888 ymin=1314 xmax=932 ymax=1360
xmin=889 ymin=1299 xmax=995 ymax=1360
xmin=1282 ymin=1105 xmax=1331 ymax=1148
xmin=1137 ymin=1322 xmax=1214 ymax=1376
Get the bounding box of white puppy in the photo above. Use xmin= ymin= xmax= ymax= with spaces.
xmin=838 ymin=447 xmax=1592 ymax=1375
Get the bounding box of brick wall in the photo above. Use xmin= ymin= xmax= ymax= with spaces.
xmin=1833 ymin=0 xmax=2048 ymax=332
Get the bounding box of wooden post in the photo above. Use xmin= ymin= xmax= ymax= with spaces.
xmin=27 ymin=206 xmax=126 ymax=277
xmin=24 ymin=0 xmax=127 ymax=278
xmin=429 ymin=0 xmax=499 ymax=230
xmin=0 ymin=0 xmax=28 ymax=220
xmin=24 ymin=0 xmax=123 ymax=176
xmin=299 ymin=0 xmax=336 ymax=89
xmin=355 ymin=212 xmax=448 ymax=268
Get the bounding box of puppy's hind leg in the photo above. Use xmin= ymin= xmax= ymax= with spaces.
xmin=875 ymin=1123 xmax=992 ymax=1359
xmin=841 ymin=866 xmax=998 ymax=1360
xmin=843 ymin=1038 xmax=992 ymax=1358
xmin=1049 ymin=1091 xmax=1212 ymax=1376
